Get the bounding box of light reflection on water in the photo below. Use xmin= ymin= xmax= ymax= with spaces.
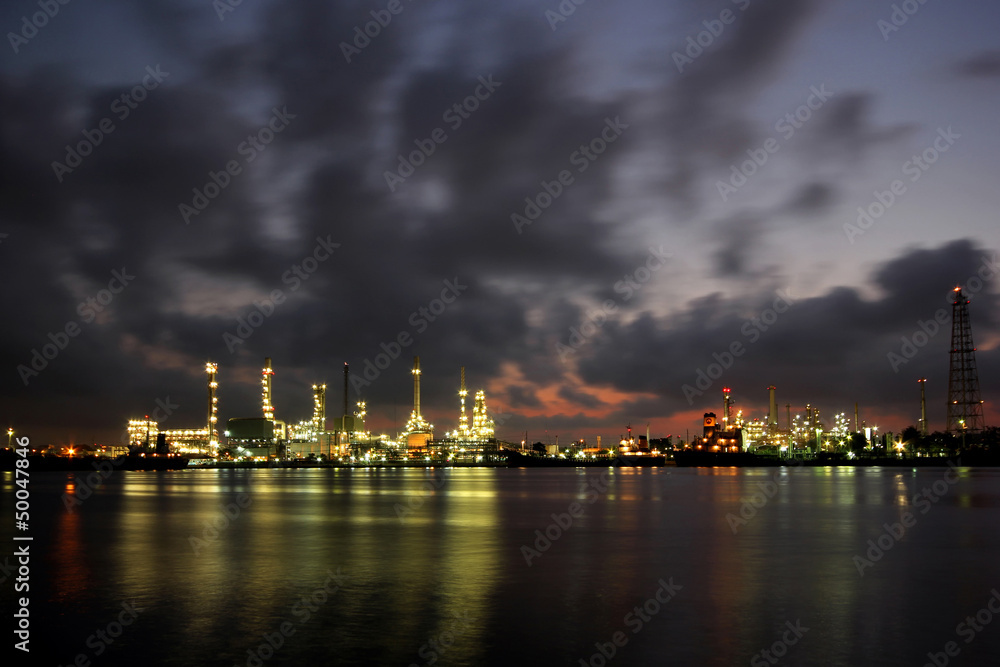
xmin=3 ymin=466 xmax=1000 ymax=666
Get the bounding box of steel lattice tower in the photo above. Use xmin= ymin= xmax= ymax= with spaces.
xmin=946 ymin=288 xmax=984 ymax=434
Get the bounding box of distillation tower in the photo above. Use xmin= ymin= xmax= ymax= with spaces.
xmin=457 ymin=367 xmax=471 ymax=438
xmin=402 ymin=356 xmax=433 ymax=448
xmin=471 ymin=390 xmax=495 ymax=439
xmin=312 ymin=383 xmax=326 ymax=439
xmin=262 ymin=357 xmax=275 ymax=422
xmin=205 ymin=362 xmax=219 ymax=450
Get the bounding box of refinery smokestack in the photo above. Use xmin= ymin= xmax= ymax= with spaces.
xmin=919 ymin=378 xmax=928 ymax=436
xmin=767 ymin=386 xmax=777 ymax=428
xmin=723 ymin=387 xmax=731 ymax=427
xmin=343 ymin=363 xmax=350 ymax=418
xmin=412 ymin=356 xmax=422 ymax=417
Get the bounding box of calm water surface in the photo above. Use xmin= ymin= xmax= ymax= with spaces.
xmin=3 ymin=466 xmax=1000 ymax=666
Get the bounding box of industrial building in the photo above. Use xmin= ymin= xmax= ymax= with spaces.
xmin=122 ymin=353 xmax=505 ymax=462
xmin=225 ymin=417 xmax=276 ymax=458
xmin=126 ymin=360 xmax=221 ymax=456
xmin=401 ymin=356 xmax=434 ymax=451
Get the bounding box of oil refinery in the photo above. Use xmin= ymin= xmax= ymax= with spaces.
xmin=683 ymin=287 xmax=989 ymax=460
xmin=124 ymin=354 xmax=501 ymax=464
xmin=104 ymin=287 xmax=991 ymax=466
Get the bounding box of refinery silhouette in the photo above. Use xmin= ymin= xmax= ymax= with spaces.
xmin=4 ymin=287 xmax=993 ymax=469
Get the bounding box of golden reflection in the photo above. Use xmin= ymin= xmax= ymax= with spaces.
xmin=107 ymin=468 xmax=502 ymax=664
xmin=370 ymin=468 xmax=500 ymax=664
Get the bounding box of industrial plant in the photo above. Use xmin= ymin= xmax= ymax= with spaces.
xmin=125 ymin=353 xmax=501 ymax=464
xmin=109 ymin=286 xmax=992 ymax=466
xmin=689 ymin=287 xmax=989 ymax=458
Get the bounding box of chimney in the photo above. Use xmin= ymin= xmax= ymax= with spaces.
xmin=412 ymin=356 xmax=421 ymax=417
xmin=767 ymin=386 xmax=777 ymax=427
xmin=343 ymin=363 xmax=350 ymax=417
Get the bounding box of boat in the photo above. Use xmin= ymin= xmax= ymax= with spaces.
xmin=672 ymin=450 xmax=784 ymax=467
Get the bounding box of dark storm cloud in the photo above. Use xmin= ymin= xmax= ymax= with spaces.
xmin=872 ymin=240 xmax=1000 ymax=324
xmin=804 ymin=92 xmax=916 ymax=161
xmin=655 ymin=0 xmax=915 ymax=252
xmin=505 ymin=385 xmax=542 ymax=410
xmin=0 ymin=0 xmax=643 ymax=442
xmin=0 ymin=67 xmax=85 ymax=227
xmin=576 ymin=240 xmax=998 ymax=423
xmin=2 ymin=0 xmax=998 ymax=444
xmin=712 ymin=212 xmax=764 ymax=276
xmin=662 ymin=0 xmax=816 ymax=207
xmin=558 ymin=385 xmax=605 ymax=410
xmin=115 ymin=0 xmax=206 ymax=56
xmin=702 ymin=90 xmax=915 ymax=280
xmin=954 ymin=51 xmax=1000 ymax=78
xmin=784 ymin=182 xmax=836 ymax=217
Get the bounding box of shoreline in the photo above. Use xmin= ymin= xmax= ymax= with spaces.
xmin=4 ymin=453 xmax=1000 ymax=471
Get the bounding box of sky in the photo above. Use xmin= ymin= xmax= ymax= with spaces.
xmin=2 ymin=0 xmax=999 ymax=447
